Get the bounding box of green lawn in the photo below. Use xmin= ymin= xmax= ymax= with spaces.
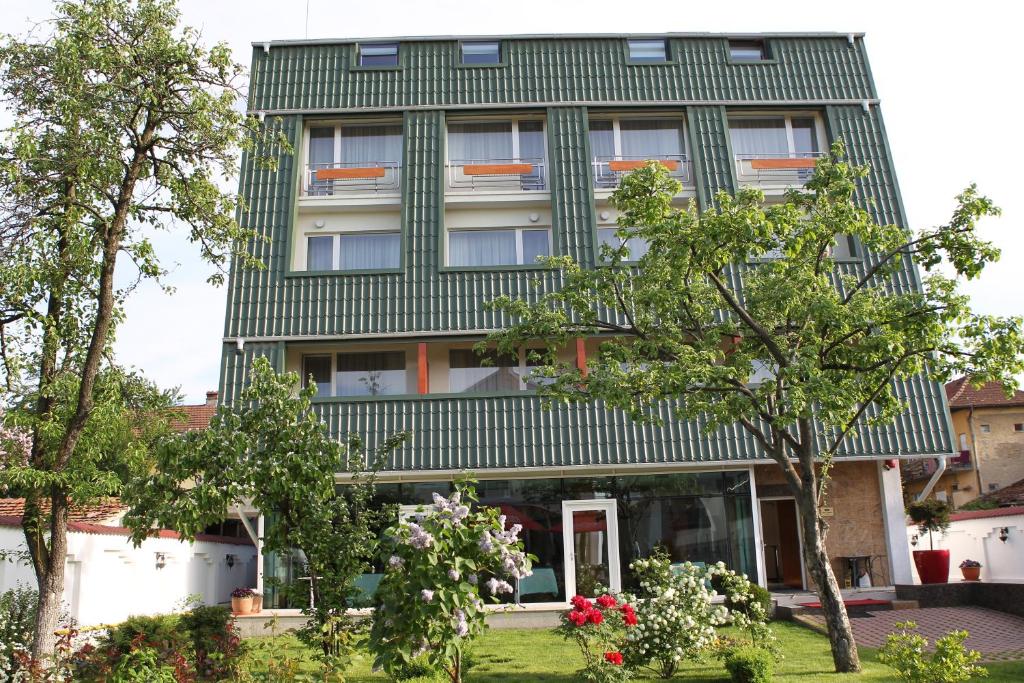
xmin=241 ymin=620 xmax=1024 ymax=681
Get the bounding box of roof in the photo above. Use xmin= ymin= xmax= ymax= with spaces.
xmin=0 ymin=515 xmax=254 ymax=545
xmin=950 ymin=505 xmax=1024 ymax=522
xmin=964 ymin=478 xmax=1024 ymax=509
xmin=945 ymin=377 xmax=1024 ymax=410
xmin=168 ymin=391 xmax=218 ymax=433
xmin=0 ymin=497 xmax=126 ymax=525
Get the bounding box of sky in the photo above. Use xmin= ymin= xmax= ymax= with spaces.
xmin=3 ymin=0 xmax=1022 ymax=404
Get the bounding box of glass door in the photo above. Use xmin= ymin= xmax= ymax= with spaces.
xmin=561 ymin=499 xmax=620 ymax=599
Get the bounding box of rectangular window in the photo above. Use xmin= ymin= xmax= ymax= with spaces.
xmin=304 ymin=122 xmax=403 ymax=196
xmin=336 ymin=351 xmax=407 ymax=396
xmin=446 ymin=118 xmax=547 ymax=192
xmin=339 ymin=232 xmax=401 ymax=270
xmin=449 ymin=349 xmax=520 ymax=393
xmin=628 ymin=39 xmax=668 ymax=63
xmin=597 ymin=227 xmax=650 ymax=261
xmin=832 ymin=235 xmax=858 ymax=260
xmin=448 ymin=121 xmax=514 ymax=161
xmin=1015 ymin=424 xmax=1024 ymax=433
xmin=302 ymin=355 xmax=332 ymax=396
xmin=307 ymin=236 xmax=334 ymax=271
xmin=461 ymin=41 xmax=501 ymax=65
xmin=448 ymin=228 xmax=550 ymax=267
xmin=339 ymin=124 xmax=403 ymax=164
xmin=359 ymin=43 xmax=398 ymax=67
xmin=729 ymin=40 xmax=768 ymax=62
xmin=980 ymin=424 xmax=990 ymax=433
xmin=619 ymin=119 xmax=685 ymax=159
xmin=729 ymin=115 xmax=821 ymax=158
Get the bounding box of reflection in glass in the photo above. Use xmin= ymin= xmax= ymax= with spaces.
xmin=336 ymin=351 xmax=407 ymax=396
xmin=573 ymin=509 xmax=610 ymax=597
xmin=448 ymin=349 xmax=520 ymax=393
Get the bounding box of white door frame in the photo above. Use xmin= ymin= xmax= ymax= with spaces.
xmin=561 ymin=499 xmax=621 ymax=598
xmin=757 ymin=496 xmax=807 ymax=590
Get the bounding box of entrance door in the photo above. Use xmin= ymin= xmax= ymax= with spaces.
xmin=759 ymin=499 xmax=804 ymax=590
xmin=561 ymin=499 xmax=620 ymax=599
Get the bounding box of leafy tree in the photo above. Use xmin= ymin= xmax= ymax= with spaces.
xmin=123 ymin=356 xmax=407 ymax=672
xmin=484 ymin=144 xmax=1021 ymax=672
xmin=0 ymin=0 xmax=285 ymax=658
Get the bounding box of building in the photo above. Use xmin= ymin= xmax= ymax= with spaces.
xmin=220 ymin=33 xmax=955 ymax=606
xmin=903 ymin=378 xmax=1024 ymax=508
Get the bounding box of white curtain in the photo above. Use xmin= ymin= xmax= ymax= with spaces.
xmin=620 ymin=119 xmax=683 ymax=158
xmin=729 ymin=119 xmax=788 ymax=157
xmin=336 ymin=351 xmax=406 ymax=396
xmin=597 ymin=227 xmax=649 ymax=261
xmin=308 ymin=127 xmax=335 ymax=166
xmin=307 ymin=236 xmax=334 ymax=270
xmin=790 ymin=118 xmax=819 ymax=156
xmin=340 ymin=125 xmax=402 ymax=164
xmin=521 ymin=229 xmax=550 ymax=264
xmin=449 ymin=230 xmax=516 ymax=266
xmin=589 ymin=120 xmax=615 ymax=158
xmin=448 ymin=350 xmax=519 ymax=392
xmin=448 ymin=121 xmax=513 ymax=161
xmin=339 ymin=233 xmax=400 ymax=270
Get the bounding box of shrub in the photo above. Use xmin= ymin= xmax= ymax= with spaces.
xmin=557 ymin=593 xmax=635 ymax=682
xmin=109 ymin=636 xmax=178 ymax=683
xmin=0 ymin=583 xmax=36 ymax=678
xmin=179 ymin=605 xmax=242 ymax=680
xmin=106 ymin=613 xmax=187 ymax=659
xmin=878 ymin=621 xmax=987 ymax=683
xmin=906 ymin=499 xmax=951 ymax=549
xmin=724 ymin=646 xmax=774 ymax=683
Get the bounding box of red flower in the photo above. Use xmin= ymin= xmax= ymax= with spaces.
xmin=567 ymin=609 xmax=588 ymax=626
xmin=587 ymin=608 xmax=604 ymax=625
xmin=596 ymin=594 xmax=617 ymax=609
xmin=570 ymin=595 xmax=593 ymax=611
xmin=623 ymin=610 xmax=638 ymax=626
xmin=604 ymin=651 xmax=624 ymax=666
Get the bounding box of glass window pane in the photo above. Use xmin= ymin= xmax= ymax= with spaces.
xmin=302 ymin=355 xmax=332 ymax=396
xmin=791 ymin=117 xmax=819 ymax=156
xmin=307 ymin=236 xmax=334 ymax=271
xmin=461 ymin=41 xmax=501 ymax=65
xmin=588 ymin=120 xmax=615 ymax=158
xmin=340 ymin=125 xmax=402 ymax=164
xmin=359 ymin=43 xmax=398 ymax=67
xmin=447 ymin=121 xmax=513 ymax=161
xmin=339 ymin=232 xmax=400 ymax=270
xmin=831 ymin=234 xmax=858 ymax=260
xmin=729 ymin=118 xmax=788 ymax=157
xmin=449 ymin=349 xmax=520 ymax=393
xmin=619 ymin=119 xmax=683 ymax=158
xmin=449 ymin=230 xmax=517 ymax=267
xmin=521 ymin=229 xmax=550 ymax=264
xmin=336 ymin=351 xmax=407 ymax=396
xmin=308 ymin=127 xmax=335 ymax=166
xmin=730 ymin=40 xmax=767 ymax=62
xmin=628 ymin=39 xmax=667 ymax=63
xmin=597 ymin=227 xmax=648 ymax=262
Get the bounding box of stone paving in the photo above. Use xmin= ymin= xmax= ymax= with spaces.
xmin=802 ymin=606 xmax=1024 ymax=662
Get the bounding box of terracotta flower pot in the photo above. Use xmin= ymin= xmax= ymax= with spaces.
xmin=250 ymin=594 xmax=262 ymax=613
xmin=960 ymin=566 xmax=981 ymax=581
xmin=913 ymin=549 xmax=950 ymax=584
xmin=231 ymin=596 xmax=253 ymax=615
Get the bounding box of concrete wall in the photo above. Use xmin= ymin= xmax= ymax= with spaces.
xmin=905 ymin=510 xmax=1024 ymax=582
xmin=0 ymin=525 xmax=257 ymax=627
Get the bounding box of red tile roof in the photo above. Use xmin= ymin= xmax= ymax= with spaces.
xmin=950 ymin=505 xmax=1024 ymax=522
xmin=963 ymin=478 xmax=1024 ymax=509
xmin=945 ymin=377 xmax=1024 ymax=410
xmin=0 ymin=514 xmax=254 ymax=545
xmin=168 ymin=391 xmax=219 ymax=433
xmin=0 ymin=497 xmax=127 ymax=524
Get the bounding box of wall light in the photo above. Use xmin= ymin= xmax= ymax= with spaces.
xmin=910 ymin=534 xmax=919 ymax=547
xmin=226 ymin=553 xmax=236 ymax=569
xmin=155 ymin=552 xmax=166 ymax=570
xmin=999 ymin=527 xmax=1010 ymax=543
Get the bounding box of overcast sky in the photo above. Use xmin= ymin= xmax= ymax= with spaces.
xmin=4 ymin=0 xmax=1022 ymax=404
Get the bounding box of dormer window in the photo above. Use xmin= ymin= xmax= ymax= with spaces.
xmin=461 ymin=41 xmax=501 ymax=65
xmin=628 ymin=39 xmax=668 ymax=63
xmin=729 ymin=39 xmax=768 ymax=62
xmin=359 ymin=42 xmax=399 ymax=67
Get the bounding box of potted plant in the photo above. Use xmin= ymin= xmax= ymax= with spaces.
xmin=231 ymin=587 xmax=254 ymax=615
xmin=250 ymin=589 xmax=263 ymax=613
xmin=906 ymin=498 xmax=951 ymax=584
xmin=959 ymin=559 xmax=982 ymax=581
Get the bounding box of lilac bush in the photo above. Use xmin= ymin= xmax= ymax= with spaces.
xmin=368 ymin=480 xmax=533 ymax=683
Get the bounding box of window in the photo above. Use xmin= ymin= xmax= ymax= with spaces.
xmin=597 ymin=227 xmax=649 ymax=261
xmin=302 ymin=355 xmax=332 ymax=396
xmin=448 ymin=228 xmax=550 ymax=267
xmin=1015 ymin=423 xmax=1024 ymax=433
xmin=448 ymin=349 xmax=548 ymax=393
xmin=461 ymin=41 xmax=501 ymax=65
xmin=729 ymin=39 xmax=768 ymax=62
xmin=832 ymin=235 xmax=859 ymax=260
xmin=336 ymin=351 xmax=407 ymax=396
xmin=446 ymin=118 xmax=546 ymax=191
xmin=729 ymin=116 xmax=820 ymax=158
xmin=980 ymin=424 xmax=991 ymax=433
xmin=304 ymin=123 xmax=402 ymax=195
xmin=589 ymin=117 xmax=689 ymax=188
xmin=358 ymin=43 xmax=398 ymax=67
xmin=305 ymin=232 xmax=401 ymax=271
xmin=628 ymin=39 xmax=668 ymax=63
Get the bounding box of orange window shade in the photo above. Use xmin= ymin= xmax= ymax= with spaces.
xmin=575 ymin=338 xmax=588 ymax=378
xmin=462 ymin=163 xmax=535 ymax=176
xmin=417 ymin=343 xmax=429 ymax=394
xmin=748 ymin=158 xmax=817 ymax=170
xmin=315 ymin=166 xmax=387 ymax=180
xmin=607 ymin=159 xmax=679 ymax=172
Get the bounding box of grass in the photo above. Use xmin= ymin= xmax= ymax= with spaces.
xmin=241 ymin=620 xmax=1024 ymax=681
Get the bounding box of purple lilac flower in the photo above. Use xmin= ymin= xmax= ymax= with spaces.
xmin=421 ymin=589 xmax=434 ymax=602
xmin=478 ymin=532 xmax=494 ymax=553
xmin=454 ymin=608 xmax=469 ymax=637
xmin=407 ymin=522 xmax=434 ymax=550
xmin=388 ymin=555 xmax=404 ymax=569
xmin=485 ymin=577 xmax=514 ymax=595
xmin=467 ymin=574 xmax=478 ymax=585
xmin=448 ymin=568 xmax=461 ymax=582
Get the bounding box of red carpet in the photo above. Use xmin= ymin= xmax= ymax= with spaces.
xmin=798 ymin=599 xmax=890 ymax=609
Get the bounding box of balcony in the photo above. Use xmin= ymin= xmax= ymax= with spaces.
xmin=445 ymin=157 xmax=547 ymax=194
xmin=949 ymin=450 xmax=973 ymax=471
xmin=592 ymin=154 xmax=692 ymax=191
xmin=302 ymin=161 xmax=401 ymax=197
xmin=734 ymin=152 xmax=823 ymax=186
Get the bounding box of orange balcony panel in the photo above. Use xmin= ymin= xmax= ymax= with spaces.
xmin=607 ymin=159 xmax=679 ymax=172
xmin=463 ymin=163 xmax=535 ymax=176
xmin=315 ymin=166 xmax=387 ymax=180
xmin=748 ymin=158 xmax=818 ymax=170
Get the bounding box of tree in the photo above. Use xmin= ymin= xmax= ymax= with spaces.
xmin=123 ymin=357 xmax=407 ymax=671
xmin=0 ymin=0 xmax=285 ymax=658
xmin=484 ymin=145 xmax=1022 ymax=672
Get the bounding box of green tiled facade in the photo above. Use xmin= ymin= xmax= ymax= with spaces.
xmin=220 ymin=34 xmax=955 ymax=472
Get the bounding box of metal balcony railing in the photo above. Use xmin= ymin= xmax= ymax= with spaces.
xmin=734 ymin=152 xmax=824 ymax=185
xmin=303 ymin=161 xmax=401 ymax=196
xmin=592 ymin=154 xmax=692 ymax=190
xmin=446 ymin=157 xmax=547 ymax=192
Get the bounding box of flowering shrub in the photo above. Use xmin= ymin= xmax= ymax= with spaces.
xmin=1 ymin=584 xmax=36 ymax=680
xmin=556 ymin=593 xmax=636 ymax=682
xmin=878 ymin=621 xmax=987 ymax=683
xmin=369 ymin=480 xmax=532 ymax=683
xmin=230 ymin=587 xmax=254 ymax=599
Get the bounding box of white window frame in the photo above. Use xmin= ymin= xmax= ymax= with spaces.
xmin=445 ymin=116 xmax=548 ymax=164
xmin=302 ymin=120 xmax=404 ymax=168
xmin=445 ymin=226 xmax=552 ymax=267
xmin=561 ymin=498 xmax=621 ymax=599
xmin=727 ymin=112 xmax=827 ymax=158
xmin=589 ymin=114 xmax=690 ymax=160
xmin=305 ymin=231 xmax=401 ymax=272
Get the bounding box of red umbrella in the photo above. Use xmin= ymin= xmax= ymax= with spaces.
xmin=498 ymin=504 xmax=546 ymax=532
xmin=552 ymin=511 xmax=607 ymax=533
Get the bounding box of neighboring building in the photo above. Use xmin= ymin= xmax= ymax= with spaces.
xmin=0 ymin=391 xmax=258 ymax=625
xmin=222 ymin=33 xmax=954 ymax=605
xmin=906 ymin=505 xmax=1024 ymax=582
xmin=903 ymin=378 xmax=1024 ymax=507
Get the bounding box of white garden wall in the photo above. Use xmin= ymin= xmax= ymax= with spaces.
xmin=0 ymin=524 xmax=257 ymax=626
xmin=905 ymin=507 xmax=1024 ymax=582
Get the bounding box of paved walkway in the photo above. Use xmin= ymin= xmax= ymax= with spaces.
xmin=802 ymin=606 xmax=1024 ymax=662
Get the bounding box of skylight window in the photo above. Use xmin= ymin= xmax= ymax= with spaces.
xmin=461 ymin=41 xmax=501 ymax=65
xmin=628 ymin=39 xmax=668 ymax=63
xmin=729 ymin=40 xmax=768 ymax=62
xmin=359 ymin=42 xmax=399 ymax=67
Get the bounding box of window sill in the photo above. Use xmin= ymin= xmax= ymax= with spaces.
xmin=454 ymin=62 xmax=509 ymax=69
xmin=625 ymin=60 xmax=679 ymax=66
xmin=350 ymin=65 xmax=402 ymax=72
xmin=439 ymin=264 xmax=554 ymax=273
xmin=284 ymin=269 xmax=403 ymax=278
xmin=726 ymin=58 xmax=780 ymax=66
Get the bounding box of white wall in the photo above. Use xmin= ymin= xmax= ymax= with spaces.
xmin=905 ymin=512 xmax=1024 ymax=582
xmin=0 ymin=525 xmax=257 ymax=626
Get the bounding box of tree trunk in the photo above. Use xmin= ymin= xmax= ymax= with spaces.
xmin=795 ymin=489 xmax=860 ymax=673
xmin=25 ymin=488 xmax=69 ymax=661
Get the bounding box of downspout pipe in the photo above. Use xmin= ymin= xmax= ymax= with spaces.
xmin=916 ymin=455 xmax=948 ymax=501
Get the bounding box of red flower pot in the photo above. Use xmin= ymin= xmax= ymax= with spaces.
xmin=961 ymin=566 xmax=981 ymax=581
xmin=913 ymin=549 xmax=950 ymax=584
